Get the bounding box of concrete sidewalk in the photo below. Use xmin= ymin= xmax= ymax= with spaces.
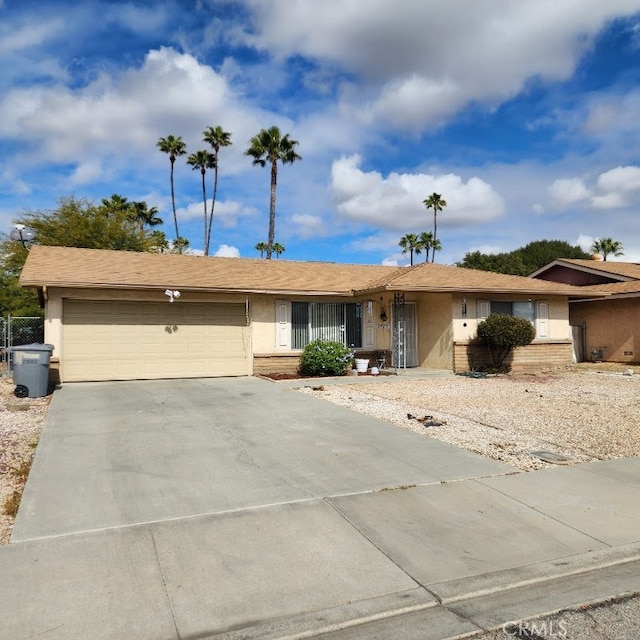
xmin=2 ymin=378 xmax=640 ymax=639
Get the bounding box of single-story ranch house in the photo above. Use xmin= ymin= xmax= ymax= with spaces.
xmin=19 ymin=246 xmax=604 ymax=382
xmin=531 ymin=258 xmax=640 ymax=363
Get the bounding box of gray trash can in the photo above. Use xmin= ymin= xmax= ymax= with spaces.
xmin=10 ymin=343 xmax=54 ymax=398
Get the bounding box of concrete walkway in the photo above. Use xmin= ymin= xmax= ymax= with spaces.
xmin=2 ymin=377 xmax=640 ymax=639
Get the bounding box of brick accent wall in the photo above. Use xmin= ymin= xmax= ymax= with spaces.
xmin=454 ymin=341 xmax=573 ymax=372
xmin=253 ymin=350 xmax=391 ymax=375
xmin=253 ymin=354 xmax=301 ymax=375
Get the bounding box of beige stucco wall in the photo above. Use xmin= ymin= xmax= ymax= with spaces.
xmin=570 ymin=297 xmax=640 ymax=363
xmin=43 ymin=288 xmax=572 ymax=373
xmin=250 ymin=294 xmax=278 ymax=353
xmin=451 ymin=294 xmax=570 ymax=342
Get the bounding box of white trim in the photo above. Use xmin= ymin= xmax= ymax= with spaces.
xmin=536 ymin=300 xmax=549 ymax=339
xmin=275 ymin=300 xmax=291 ymax=350
xmin=477 ymin=299 xmax=490 ymax=320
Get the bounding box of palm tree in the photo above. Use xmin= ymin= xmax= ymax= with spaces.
xmin=591 ymin=238 xmax=624 ymax=261
xmin=202 ymin=126 xmax=232 ymax=256
xmin=157 ymin=135 xmax=187 ymax=242
xmin=170 ymin=237 xmax=190 ymax=254
xmin=399 ymin=233 xmax=421 ymax=266
xmin=272 ymin=242 xmax=285 ymax=258
xmin=255 ymin=241 xmax=269 ymax=258
xmin=100 ymin=193 xmax=130 ymax=217
xmin=148 ymin=230 xmax=169 ymax=253
xmin=245 ymin=126 xmax=302 ymax=259
xmin=187 ymin=150 xmax=216 ymax=252
xmin=129 ymin=201 xmax=163 ymax=234
xmin=417 ymin=231 xmax=434 ymax=263
xmin=423 ymin=192 xmax=447 ymax=262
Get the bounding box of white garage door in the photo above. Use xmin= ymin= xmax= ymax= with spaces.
xmin=62 ymin=300 xmax=249 ymax=382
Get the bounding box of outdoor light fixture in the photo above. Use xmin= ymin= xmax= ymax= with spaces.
xmin=461 ymin=298 xmax=468 ymax=319
xmin=164 ymin=290 xmax=181 ymax=302
xmin=380 ymin=307 xmax=388 ymax=322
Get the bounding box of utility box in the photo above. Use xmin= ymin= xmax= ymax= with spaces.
xmin=10 ymin=343 xmax=54 ymax=398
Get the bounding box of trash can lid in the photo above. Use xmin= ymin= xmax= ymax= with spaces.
xmin=8 ymin=343 xmax=54 ymax=352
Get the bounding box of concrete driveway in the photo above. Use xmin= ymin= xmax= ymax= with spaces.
xmin=13 ymin=376 xmax=506 ymax=540
xmin=4 ymin=377 xmax=640 ymax=640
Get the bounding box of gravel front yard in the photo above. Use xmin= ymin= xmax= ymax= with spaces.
xmin=297 ymin=367 xmax=640 ymax=472
xmin=0 ymin=377 xmax=49 ymax=544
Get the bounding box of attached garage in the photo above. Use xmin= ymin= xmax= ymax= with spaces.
xmin=62 ymin=300 xmax=249 ymax=382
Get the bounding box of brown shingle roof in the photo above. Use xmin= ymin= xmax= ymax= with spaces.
xmin=20 ymin=246 xmax=604 ymax=297
xmin=581 ymin=281 xmax=640 ymax=295
xmin=359 ymin=261 xmax=601 ymax=296
xmin=19 ymin=246 xmax=400 ymax=295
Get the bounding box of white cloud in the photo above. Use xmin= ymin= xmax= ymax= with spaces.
xmin=583 ymin=90 xmax=640 ymax=139
xmin=468 ymin=244 xmax=504 ymax=255
xmin=381 ymin=257 xmax=399 ymax=266
xmin=548 ymin=165 xmax=640 ymax=212
xmin=213 ymin=244 xmax=240 ymax=257
xmin=177 ymin=199 xmax=257 ymax=227
xmin=532 ymin=203 xmax=544 ymax=214
xmin=330 ymin=154 xmax=504 ymax=231
xmin=591 ymin=192 xmax=628 ymax=210
xmin=289 ymin=213 xmax=327 ymax=239
xmin=0 ymin=47 xmax=265 ymax=176
xmin=549 ymin=178 xmax=591 ymax=207
xmin=597 ymin=165 xmax=640 ymax=193
xmin=239 ymin=0 xmax=640 ymax=131
xmin=0 ymin=17 xmax=65 ymax=54
xmin=574 ymin=234 xmax=595 ymax=252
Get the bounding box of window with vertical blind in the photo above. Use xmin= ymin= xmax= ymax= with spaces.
xmin=291 ymin=301 xmax=362 ymax=349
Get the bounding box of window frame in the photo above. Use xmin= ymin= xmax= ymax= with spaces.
xmin=477 ymin=298 xmax=549 ymax=340
xmin=290 ymin=301 xmax=364 ymax=350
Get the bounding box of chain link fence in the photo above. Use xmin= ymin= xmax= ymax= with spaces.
xmin=0 ymin=316 xmax=45 ymax=376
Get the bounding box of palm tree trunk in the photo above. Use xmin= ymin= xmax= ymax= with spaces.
xmin=206 ymin=157 xmax=219 ymax=257
xmin=267 ymin=160 xmax=277 ymax=260
xmin=432 ymin=212 xmax=437 ymax=263
xmin=170 ymin=159 xmax=180 ymax=241
xmin=201 ymin=170 xmax=208 ymax=254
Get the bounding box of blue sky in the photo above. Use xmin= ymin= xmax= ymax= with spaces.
xmin=2 ymin=0 xmax=640 ymax=265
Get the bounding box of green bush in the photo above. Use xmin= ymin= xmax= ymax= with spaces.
xmin=299 ymin=339 xmax=353 ymax=377
xmin=477 ymin=313 xmax=535 ymax=371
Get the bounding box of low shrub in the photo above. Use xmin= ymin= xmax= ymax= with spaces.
xmin=299 ymin=339 xmax=353 ymax=377
xmin=477 ymin=313 xmax=535 ymax=371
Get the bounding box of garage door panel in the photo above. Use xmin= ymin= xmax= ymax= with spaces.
xmin=62 ymin=300 xmax=249 ymax=382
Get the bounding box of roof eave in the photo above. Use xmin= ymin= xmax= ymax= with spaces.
xmin=382 ymin=284 xmax=606 ymax=296
xmin=21 ymin=281 xmax=356 ymax=297
xmin=529 ymin=259 xmax=633 ymax=282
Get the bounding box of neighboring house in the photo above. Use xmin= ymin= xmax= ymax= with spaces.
xmin=19 ymin=246 xmax=600 ymax=382
xmin=531 ymin=258 xmax=640 ymax=363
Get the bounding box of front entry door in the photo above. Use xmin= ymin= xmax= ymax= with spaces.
xmin=392 ymin=302 xmax=418 ymax=368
